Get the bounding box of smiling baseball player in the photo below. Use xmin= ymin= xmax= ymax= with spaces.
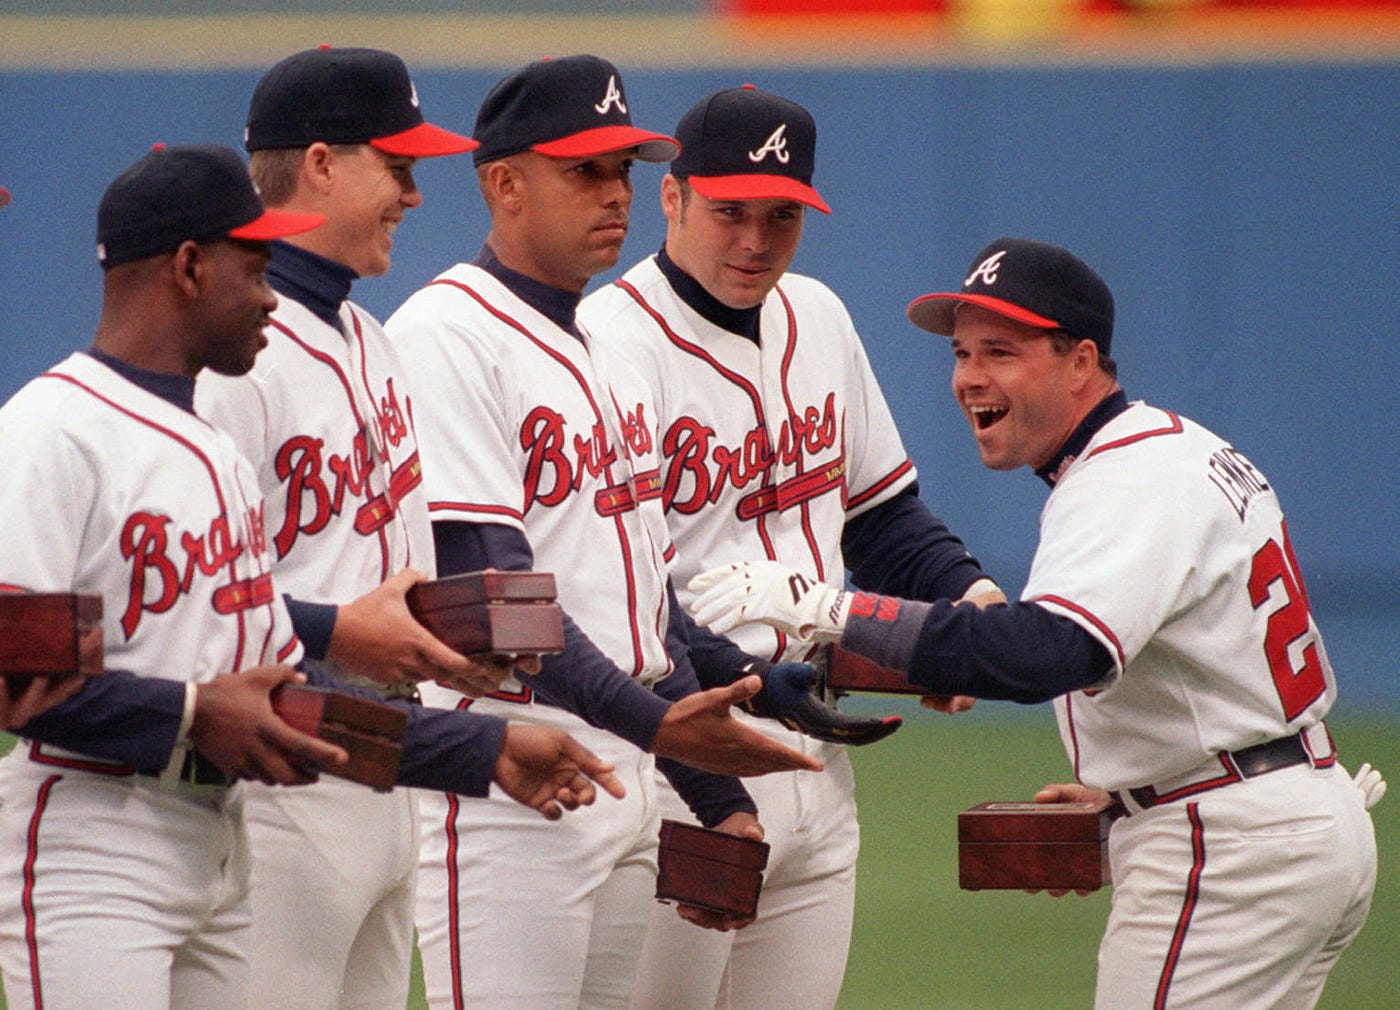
xmin=193 ymin=47 xmax=528 ymax=1010
xmin=0 ymin=141 xmax=623 ymax=1010
xmin=689 ymin=237 xmax=1380 ymax=1008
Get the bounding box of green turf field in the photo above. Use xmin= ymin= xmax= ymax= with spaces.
xmin=3 ymin=711 xmax=1393 ymax=1008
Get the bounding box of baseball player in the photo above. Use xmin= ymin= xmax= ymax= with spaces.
xmin=385 ymin=55 xmax=844 ymax=1009
xmin=0 ymin=143 xmax=623 ymax=1010
xmin=689 ymin=238 xmax=1380 ymax=1008
xmin=194 ymin=47 xmax=515 ymax=1010
xmin=578 ymin=85 xmax=1000 ymax=1010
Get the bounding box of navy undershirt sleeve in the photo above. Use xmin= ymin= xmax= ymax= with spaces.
xmin=284 ymin=595 xmax=337 ymax=661
xmin=842 ymin=484 xmax=991 ymax=602
xmin=14 ymin=670 xmax=186 ymax=773
xmin=842 ymin=598 xmax=1113 ymax=703
xmin=432 ymin=520 xmax=670 ymax=751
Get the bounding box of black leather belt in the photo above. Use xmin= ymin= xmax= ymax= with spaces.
xmin=1114 ymin=732 xmax=1311 ymax=814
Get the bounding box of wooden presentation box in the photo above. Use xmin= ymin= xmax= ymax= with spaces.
xmin=406 ymin=571 xmax=565 ymax=658
xmin=0 ymin=592 xmax=104 ymax=687
xmin=271 ymin=684 xmax=407 ymax=792
xmin=655 ymin=819 xmax=771 ymax=919
xmin=826 ymin=645 xmax=924 ymax=695
xmin=957 ymin=799 xmax=1115 ymax=892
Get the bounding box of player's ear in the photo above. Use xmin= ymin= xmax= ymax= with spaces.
xmin=481 ymin=159 xmax=523 ymax=213
xmin=169 ymin=240 xmax=204 ymax=298
xmin=660 ymin=173 xmax=684 ymax=222
xmin=1068 ymin=338 xmax=1099 ymax=390
xmin=302 ymin=142 xmax=338 ymax=194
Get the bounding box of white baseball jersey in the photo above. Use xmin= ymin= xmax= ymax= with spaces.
xmin=386 ymin=261 xmax=678 ymax=1009
xmin=1020 ymin=400 xmax=1373 ymax=1008
xmin=1022 ymin=402 xmax=1336 ymax=791
xmin=580 ymin=257 xmax=916 ymax=1010
xmin=0 ymin=352 xmax=299 ymax=1010
xmin=196 ymin=294 xmax=431 ymax=1010
xmin=581 ymin=258 xmax=917 ymax=659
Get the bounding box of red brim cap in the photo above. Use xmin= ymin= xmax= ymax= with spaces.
xmin=228 ymin=208 xmax=326 ymax=242
xmin=370 ymin=121 xmax=478 ymax=158
xmin=906 ymin=292 xmax=1060 ymax=337
xmin=687 ymin=173 xmax=831 ymax=214
xmin=533 ymin=125 xmax=679 ymax=163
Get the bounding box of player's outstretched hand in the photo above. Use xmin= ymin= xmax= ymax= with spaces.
xmin=676 ymin=811 xmax=765 ymax=933
xmin=652 ymin=675 xmax=825 ymax=777
xmin=747 ymin=661 xmax=901 ymax=746
xmin=2 ymin=674 xmax=86 ymax=731
xmin=688 ymin=561 xmax=850 ymax=642
xmin=327 ymin=568 xmax=518 ymax=694
xmin=189 ymin=666 xmax=349 ymax=786
xmin=494 ymin=723 xmax=627 ymax=820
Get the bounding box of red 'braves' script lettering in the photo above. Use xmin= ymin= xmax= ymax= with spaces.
xmin=273 ymin=429 xmax=373 ymax=558
xmin=663 ymin=394 xmax=840 ymax=515
xmin=615 ymin=401 xmax=653 ymax=458
xmin=520 ymin=406 xmax=618 ymax=508
xmin=377 ymin=378 xmax=410 ymax=450
xmin=119 ymin=503 xmax=265 ymax=638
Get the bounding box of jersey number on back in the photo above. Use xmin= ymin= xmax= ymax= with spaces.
xmin=1248 ymin=522 xmax=1325 ymax=721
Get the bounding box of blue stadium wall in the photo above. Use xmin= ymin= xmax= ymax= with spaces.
xmin=1 ymin=24 xmax=1396 ymax=711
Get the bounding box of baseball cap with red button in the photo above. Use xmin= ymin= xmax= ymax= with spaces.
xmin=669 ymin=84 xmax=830 ymax=214
xmin=245 ymin=46 xmax=475 ymax=158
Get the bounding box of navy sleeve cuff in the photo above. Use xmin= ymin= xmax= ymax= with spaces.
xmin=15 ymin=670 xmax=186 ymax=774
xmin=284 ymin=595 xmax=337 ymax=661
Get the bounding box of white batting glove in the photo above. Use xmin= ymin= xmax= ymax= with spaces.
xmin=687 ymin=561 xmax=851 ymax=643
xmin=1352 ymin=762 xmax=1387 ymax=811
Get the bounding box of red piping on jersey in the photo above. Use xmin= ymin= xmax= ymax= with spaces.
xmin=773 ymin=286 xmax=829 ymax=581
xmin=275 ymin=312 xmax=400 ymax=578
xmin=1155 ymin=802 xmax=1206 ymax=1009
xmin=440 ymin=791 xmax=466 ymax=1010
xmin=1085 ymin=410 xmax=1184 ymax=460
xmin=429 ymin=277 xmax=654 ymax=676
xmin=41 ymin=372 xmax=257 ymax=669
xmin=429 ymin=500 xmax=525 ymax=523
xmin=1032 ymin=594 xmax=1126 ymax=670
xmin=848 ymin=459 xmax=914 ymax=510
xmin=27 ymin=741 xmax=134 ymax=776
xmin=22 ymin=774 xmax=61 ymax=1010
xmin=611 ymin=277 xmax=783 ymax=571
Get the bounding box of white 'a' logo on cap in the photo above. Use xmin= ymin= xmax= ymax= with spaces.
xmin=965 ymin=250 xmax=1006 ymax=288
xmin=595 ymin=75 xmax=627 ymax=115
xmin=410 ymin=81 xmax=421 ymax=109
xmin=748 ymin=124 xmax=791 ymax=164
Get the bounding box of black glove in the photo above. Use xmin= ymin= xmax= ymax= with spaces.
xmin=739 ymin=660 xmax=901 ymax=747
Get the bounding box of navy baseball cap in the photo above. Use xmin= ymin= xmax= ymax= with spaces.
xmin=671 ymin=84 xmax=830 ymax=214
xmin=472 ymin=54 xmax=678 ymax=166
xmin=906 ymin=238 xmax=1114 ymax=354
xmin=96 ymin=143 xmax=325 ymax=269
xmin=245 ymin=46 xmax=476 ymax=157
